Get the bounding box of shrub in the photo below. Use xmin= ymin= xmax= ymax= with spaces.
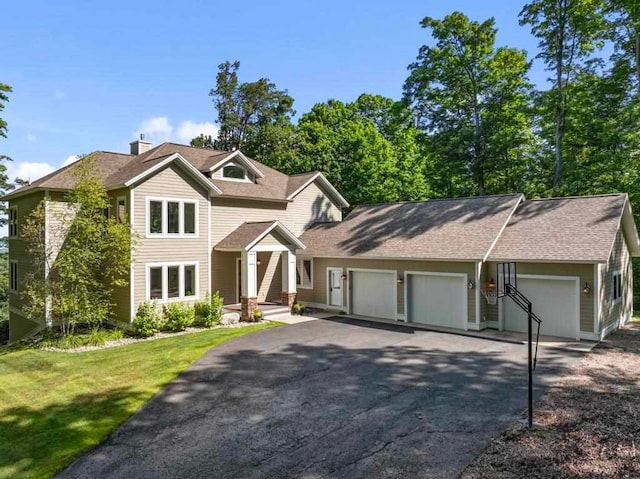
xmin=292 ymin=303 xmax=305 ymax=316
xmin=56 ymin=334 xmax=84 ymax=349
xmin=252 ymin=308 xmax=264 ymax=322
xmin=163 ymin=302 xmax=195 ymax=332
xmin=133 ymin=301 xmax=162 ymax=337
xmin=194 ymin=291 xmax=225 ymax=328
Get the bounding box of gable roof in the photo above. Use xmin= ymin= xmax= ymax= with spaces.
xmin=285 ymin=172 xmax=349 ymax=207
xmin=215 ymin=220 xmax=305 ymax=251
xmin=1 ymin=142 xmax=347 ymax=207
xmin=488 ymin=193 xmax=640 ymax=263
xmin=209 ymin=150 xmax=265 ymax=179
xmin=298 ymin=194 xmax=523 ymax=261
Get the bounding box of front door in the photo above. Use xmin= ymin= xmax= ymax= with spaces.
xmin=328 ymin=269 xmax=343 ymax=308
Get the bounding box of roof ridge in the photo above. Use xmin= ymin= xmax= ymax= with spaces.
xmin=354 ymin=193 xmax=523 ymax=208
xmin=525 ymin=193 xmax=626 ymax=202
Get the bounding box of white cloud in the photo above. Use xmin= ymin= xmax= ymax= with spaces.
xmin=7 ymin=162 xmax=55 ymax=183
xmin=136 ymin=116 xmax=173 ymax=142
xmin=62 ymin=155 xmax=80 ymax=166
xmin=54 ymin=91 xmax=66 ymax=99
xmin=176 ymin=121 xmax=219 ymax=143
xmin=27 ymin=134 xmax=37 ymax=142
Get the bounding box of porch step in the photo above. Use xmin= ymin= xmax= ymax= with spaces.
xmin=261 ymin=306 xmax=291 ymax=318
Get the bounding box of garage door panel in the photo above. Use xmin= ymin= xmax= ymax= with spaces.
xmin=351 ymin=271 xmax=396 ymax=320
xmin=408 ymin=274 xmax=466 ymax=329
xmin=503 ymin=277 xmax=578 ymax=339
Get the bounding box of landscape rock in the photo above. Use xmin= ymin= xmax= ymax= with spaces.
xmin=220 ymin=312 xmax=240 ymax=325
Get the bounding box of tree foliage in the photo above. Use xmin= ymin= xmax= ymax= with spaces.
xmin=404 ymin=12 xmax=533 ymax=196
xmin=21 ymin=156 xmax=137 ymax=335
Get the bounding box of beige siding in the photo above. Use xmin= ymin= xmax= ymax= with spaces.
xmin=212 ymin=251 xmax=239 ymax=305
xmin=8 ymin=192 xmax=45 ymax=318
xmin=212 ymin=198 xmax=287 ymax=246
xmin=286 ymin=181 xmax=342 ymax=235
xmin=257 ymin=251 xmax=282 ymax=302
xmin=131 ymin=165 xmax=210 ymax=319
xmin=296 ymin=258 xmax=476 ymax=323
xmin=254 ymin=231 xmax=288 ymax=248
xmin=601 ymin=229 xmax=633 ymax=330
xmin=9 ymin=313 xmax=40 ymax=342
xmin=484 ymin=261 xmax=595 ymax=333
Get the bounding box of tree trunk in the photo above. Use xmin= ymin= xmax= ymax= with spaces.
xmin=553 ymin=103 xmax=564 ymax=191
xmin=636 ymin=32 xmax=640 ymax=92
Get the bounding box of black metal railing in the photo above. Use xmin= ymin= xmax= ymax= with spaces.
xmin=505 ymin=283 xmax=542 ymax=429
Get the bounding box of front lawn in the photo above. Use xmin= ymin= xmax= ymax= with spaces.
xmin=0 ymin=322 xmax=278 ymax=479
xmin=462 ymin=321 xmax=640 ymax=478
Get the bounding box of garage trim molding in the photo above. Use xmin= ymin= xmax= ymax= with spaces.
xmin=404 ymin=271 xmax=469 ymax=331
xmin=499 ymin=273 xmax=580 ymax=340
xmin=346 ymin=268 xmax=398 ymax=320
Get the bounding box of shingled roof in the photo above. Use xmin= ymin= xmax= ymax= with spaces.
xmin=299 ymin=194 xmax=523 ymax=261
xmin=488 ymin=194 xmax=639 ymax=263
xmin=215 ymin=221 xmax=305 ymax=251
xmin=2 ymin=142 xmax=347 ymax=206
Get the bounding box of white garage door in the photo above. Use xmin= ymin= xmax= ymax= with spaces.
xmin=350 ymin=270 xmax=396 ymax=320
xmin=407 ymin=274 xmax=467 ymax=329
xmin=503 ymin=276 xmax=579 ymax=339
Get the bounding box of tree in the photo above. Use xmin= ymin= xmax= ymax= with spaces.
xmin=21 ymin=157 xmax=136 ymax=335
xmin=203 ymin=61 xmax=297 ymax=168
xmin=296 ymin=97 xmax=430 ymax=207
xmin=0 ymin=83 xmax=14 ymax=228
xmin=404 ymin=12 xmax=533 ymax=196
xmin=520 ymin=0 xmax=607 ymax=191
xmin=607 ymin=0 xmax=640 ymax=93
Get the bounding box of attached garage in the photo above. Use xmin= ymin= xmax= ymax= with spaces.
xmin=349 ymin=269 xmax=397 ymax=320
xmin=406 ymin=272 xmax=468 ymax=329
xmin=502 ymin=275 xmax=580 ymax=339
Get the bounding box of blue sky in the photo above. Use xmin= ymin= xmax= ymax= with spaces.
xmin=2 ymin=0 xmax=546 ymax=183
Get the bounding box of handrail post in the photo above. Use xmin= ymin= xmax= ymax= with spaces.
xmin=528 ymin=301 xmax=533 ymax=429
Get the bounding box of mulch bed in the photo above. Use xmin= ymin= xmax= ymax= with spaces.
xmin=462 ymin=322 xmax=640 ymax=479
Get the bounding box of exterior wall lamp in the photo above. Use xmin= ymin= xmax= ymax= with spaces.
xmin=341 ymin=273 xmax=347 ymax=281
xmin=583 ymin=282 xmax=591 ymax=294
xmin=397 ymin=275 xmax=404 ymax=284
xmin=468 ymin=280 xmax=474 ymax=289
xmin=488 ymin=278 xmax=496 ymax=288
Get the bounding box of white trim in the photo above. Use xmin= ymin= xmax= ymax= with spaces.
xmin=235 ymin=257 xmax=242 ymax=304
xmin=404 ymin=270 xmax=469 ymax=331
xmin=145 ymin=261 xmax=200 ymax=304
xmin=475 ymin=261 xmax=481 ymax=324
xmin=483 ymin=194 xmax=524 ymax=262
xmin=125 ymin=153 xmax=222 ymax=194
xmin=130 ymin=188 xmax=136 ymax=320
xmin=296 ymin=258 xmax=314 ymax=289
xmin=593 ymin=263 xmax=600 ymax=334
xmin=145 ymin=196 xmax=199 ymax=238
xmin=207 ymin=191 xmax=212 ymax=296
xmin=611 ymin=269 xmax=623 ymax=304
xmin=209 ymin=150 xmax=265 ymax=179
xmin=286 ymin=172 xmax=350 ymax=207
xmin=327 ymin=267 xmax=344 ymax=309
xmin=8 ymin=205 xmax=18 ymax=238
xmin=219 ymin=161 xmax=252 ymax=183
xmin=9 ymin=260 xmax=18 ymax=293
xmin=346 ymin=267 xmax=398 ymax=320
xmin=500 ymin=273 xmax=581 ymax=341
xmin=245 ymin=221 xmax=305 ymax=251
xmin=301 ymin=254 xmax=481 ymax=262
xmin=250 ymin=244 xmax=292 ymax=252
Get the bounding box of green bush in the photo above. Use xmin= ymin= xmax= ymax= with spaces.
xmin=194 ymin=292 xmax=225 ymax=328
xmin=253 ymin=308 xmax=264 ymax=322
xmin=86 ymin=327 xmax=125 ymax=346
xmin=132 ymin=301 xmax=163 ymax=337
xmin=163 ymin=302 xmax=195 ymax=332
xmin=292 ymin=303 xmax=305 ymax=315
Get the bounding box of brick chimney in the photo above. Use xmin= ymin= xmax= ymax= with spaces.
xmin=130 ymin=134 xmax=152 ymax=155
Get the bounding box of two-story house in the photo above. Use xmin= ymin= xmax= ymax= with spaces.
xmin=4 ymin=139 xmax=639 ymax=343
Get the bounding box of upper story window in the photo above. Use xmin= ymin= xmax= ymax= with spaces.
xmin=117 ymin=196 xmax=127 ymax=222
xmin=147 ymin=198 xmax=198 ymax=237
xmin=222 ymin=163 xmax=247 ymax=181
xmin=612 ymin=271 xmax=623 ymax=302
xmin=8 ymin=207 xmax=17 ymax=237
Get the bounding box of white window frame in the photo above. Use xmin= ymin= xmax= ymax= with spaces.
xmin=145 ymin=261 xmax=199 ymax=303
xmin=8 ymin=207 xmax=17 ymax=238
xmin=612 ymin=270 xmax=623 ymax=303
xmin=296 ymin=258 xmax=313 ymax=289
xmin=145 ymin=196 xmax=199 ymax=238
xmin=220 ymin=162 xmax=250 ymax=183
xmin=9 ymin=260 xmax=18 ymax=293
xmin=116 ymin=195 xmax=127 ymax=222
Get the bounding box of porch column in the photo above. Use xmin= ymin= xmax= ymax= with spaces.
xmin=240 ymin=250 xmax=258 ymax=321
xmin=281 ymin=250 xmax=297 ymax=309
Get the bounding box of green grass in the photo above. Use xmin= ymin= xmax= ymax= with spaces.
xmin=0 ymin=323 xmax=279 ymax=479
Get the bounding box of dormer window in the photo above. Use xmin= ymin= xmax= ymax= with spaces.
xmin=222 ymin=163 xmax=247 ymax=181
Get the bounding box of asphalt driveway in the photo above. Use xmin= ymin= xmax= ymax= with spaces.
xmin=58 ymin=318 xmax=585 ymax=479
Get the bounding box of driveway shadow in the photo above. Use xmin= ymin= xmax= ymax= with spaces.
xmin=57 ymin=320 xmax=584 ymax=479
